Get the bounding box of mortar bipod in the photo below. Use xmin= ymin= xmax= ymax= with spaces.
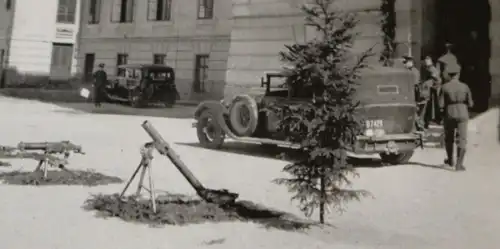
xmin=120 ymin=142 xmax=157 ymax=213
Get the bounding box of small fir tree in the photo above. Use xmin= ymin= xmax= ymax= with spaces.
xmin=273 ymin=0 xmax=373 ymax=224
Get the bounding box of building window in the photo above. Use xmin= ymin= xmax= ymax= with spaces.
xmin=116 ymin=53 xmax=128 ymax=75
xmin=194 ymin=54 xmax=209 ymax=93
xmin=147 ymin=0 xmax=172 ymax=21
xmin=57 ymin=0 xmax=77 ymax=23
xmin=111 ymin=0 xmax=135 ymax=23
xmin=197 ymin=0 xmax=213 ymax=19
xmin=5 ymin=0 xmax=11 ymax=10
xmin=153 ymin=54 xmax=166 ymax=64
xmin=88 ymin=0 xmax=102 ymax=24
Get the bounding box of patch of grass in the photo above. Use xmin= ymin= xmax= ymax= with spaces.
xmin=84 ymin=193 xmax=315 ymax=230
xmin=0 ymin=169 xmax=123 ymax=186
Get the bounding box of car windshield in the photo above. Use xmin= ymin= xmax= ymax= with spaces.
xmin=269 ymin=75 xmax=317 ymax=99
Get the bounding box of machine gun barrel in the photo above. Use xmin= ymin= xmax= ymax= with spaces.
xmin=141 ymin=121 xmax=206 ymax=194
xmin=17 ymin=141 xmax=84 ymax=154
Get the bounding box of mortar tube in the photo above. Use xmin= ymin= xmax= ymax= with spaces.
xmin=141 ymin=121 xmax=206 ymax=194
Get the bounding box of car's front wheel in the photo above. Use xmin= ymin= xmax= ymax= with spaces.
xmin=379 ymin=150 xmax=414 ymax=165
xmin=196 ymin=110 xmax=225 ymax=149
xmin=129 ymin=89 xmax=143 ymax=108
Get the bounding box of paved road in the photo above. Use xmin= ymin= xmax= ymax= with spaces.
xmin=51 ymin=101 xmax=197 ymax=119
xmin=0 ymin=96 xmax=498 ymax=249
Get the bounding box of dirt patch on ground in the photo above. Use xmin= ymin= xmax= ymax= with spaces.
xmin=84 ymin=193 xmax=314 ymax=230
xmin=0 ymin=170 xmax=123 ymax=186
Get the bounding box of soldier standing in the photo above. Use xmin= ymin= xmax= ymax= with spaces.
xmin=439 ymin=63 xmax=474 ymax=171
xmin=92 ymin=63 xmax=107 ymax=107
xmin=423 ymin=56 xmax=442 ymax=125
xmin=402 ymin=55 xmax=426 ymax=130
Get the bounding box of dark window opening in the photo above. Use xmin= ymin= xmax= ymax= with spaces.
xmin=197 ymin=0 xmax=213 ymax=19
xmin=147 ymin=0 xmax=171 ymax=21
xmin=116 ymin=53 xmax=128 ymax=76
xmin=153 ymin=54 xmax=166 ymax=64
xmin=111 ymin=0 xmax=134 ymax=23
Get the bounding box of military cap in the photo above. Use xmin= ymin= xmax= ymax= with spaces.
xmin=98 ymin=63 xmax=105 ymax=68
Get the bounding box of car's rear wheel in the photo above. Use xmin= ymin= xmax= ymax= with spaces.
xmin=379 ymin=150 xmax=414 ymax=165
xmin=197 ymin=110 xmax=225 ymax=149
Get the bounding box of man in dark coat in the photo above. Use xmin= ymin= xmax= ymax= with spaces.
xmin=422 ymin=56 xmax=442 ymax=125
xmin=439 ymin=62 xmax=474 ymax=171
xmin=402 ymin=55 xmax=426 ymax=130
xmin=92 ymin=63 xmax=107 ymax=107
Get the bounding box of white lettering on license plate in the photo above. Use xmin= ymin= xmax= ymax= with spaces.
xmin=366 ymin=119 xmax=383 ymax=128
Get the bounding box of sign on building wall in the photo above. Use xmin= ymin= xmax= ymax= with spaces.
xmin=55 ymin=27 xmax=74 ymax=39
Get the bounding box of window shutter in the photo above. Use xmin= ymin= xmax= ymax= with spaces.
xmin=147 ymin=0 xmax=157 ymax=21
xmin=110 ymin=0 xmax=121 ymax=22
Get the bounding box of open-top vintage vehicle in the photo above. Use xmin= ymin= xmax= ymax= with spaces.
xmin=193 ymin=66 xmax=423 ymax=165
xmin=105 ymin=64 xmax=179 ymax=108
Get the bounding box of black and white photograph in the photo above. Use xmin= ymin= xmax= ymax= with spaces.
xmin=0 ymin=0 xmax=498 ymax=248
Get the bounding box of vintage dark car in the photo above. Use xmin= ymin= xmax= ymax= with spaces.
xmin=105 ymin=64 xmax=179 ymax=108
xmin=193 ymin=66 xmax=423 ymax=165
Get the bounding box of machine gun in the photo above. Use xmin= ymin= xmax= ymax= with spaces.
xmin=0 ymin=141 xmax=84 ymax=178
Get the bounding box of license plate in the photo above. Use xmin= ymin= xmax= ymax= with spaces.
xmin=366 ymin=119 xmax=383 ymax=129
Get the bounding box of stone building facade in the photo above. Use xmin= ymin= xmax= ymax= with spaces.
xmin=77 ymin=0 xmax=232 ymax=101
xmin=78 ymin=0 xmax=498 ymax=109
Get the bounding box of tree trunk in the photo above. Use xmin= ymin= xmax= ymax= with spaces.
xmin=319 ymin=176 xmax=325 ymax=224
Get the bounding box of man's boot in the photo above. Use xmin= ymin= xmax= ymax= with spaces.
xmin=455 ymin=148 xmax=466 ymax=171
xmin=444 ymin=142 xmax=454 ymax=167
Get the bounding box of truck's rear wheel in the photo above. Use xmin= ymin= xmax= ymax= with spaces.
xmin=379 ymin=151 xmax=414 ymax=165
xmin=197 ymin=110 xmax=225 ymax=149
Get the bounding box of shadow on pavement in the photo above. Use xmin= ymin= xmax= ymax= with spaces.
xmin=177 ymin=142 xmax=447 ymax=169
xmin=51 ymin=102 xmax=196 ymax=119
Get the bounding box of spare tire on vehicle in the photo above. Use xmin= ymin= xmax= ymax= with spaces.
xmin=228 ymin=95 xmax=259 ymax=136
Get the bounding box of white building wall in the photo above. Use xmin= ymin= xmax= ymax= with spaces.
xmin=9 ymin=0 xmax=81 ymax=78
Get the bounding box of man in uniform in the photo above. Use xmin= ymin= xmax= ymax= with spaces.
xmin=402 ymin=55 xmax=426 ymax=130
xmin=439 ymin=62 xmax=474 ymax=171
xmin=422 ymin=56 xmax=442 ymax=125
xmin=92 ymin=63 xmax=107 ymax=107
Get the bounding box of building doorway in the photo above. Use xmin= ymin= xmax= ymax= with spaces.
xmin=432 ymin=0 xmax=491 ymax=112
xmin=50 ymin=43 xmax=74 ymax=81
xmin=194 ymin=54 xmax=209 ymax=93
xmin=83 ymin=53 xmax=95 ymax=81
